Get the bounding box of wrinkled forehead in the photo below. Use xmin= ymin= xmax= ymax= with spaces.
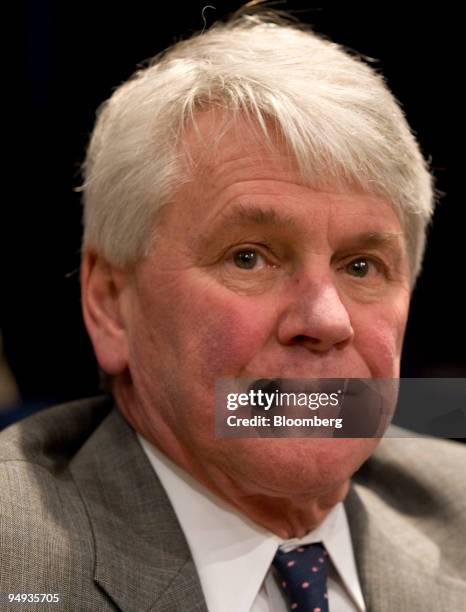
xmin=174 ymin=108 xmax=403 ymax=231
xmin=178 ymin=108 xmax=395 ymax=211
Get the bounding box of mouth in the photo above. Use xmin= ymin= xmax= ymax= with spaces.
xmin=248 ymin=378 xmax=282 ymax=396
xmin=247 ymin=378 xmax=351 ymax=396
xmin=224 ymin=377 xmax=394 ymax=437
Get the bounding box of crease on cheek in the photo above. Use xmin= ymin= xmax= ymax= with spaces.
xmin=367 ymin=319 xmax=406 ymax=377
xmin=389 ymin=299 xmax=410 ymax=353
xmin=357 ymin=291 xmax=409 ymax=377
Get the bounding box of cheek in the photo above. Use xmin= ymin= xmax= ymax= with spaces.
xmin=133 ymin=269 xmax=275 ymax=385
xmin=192 ymin=293 xmax=275 ymax=380
xmin=352 ymin=299 xmax=409 ymax=377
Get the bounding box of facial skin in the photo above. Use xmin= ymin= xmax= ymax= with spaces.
xmin=82 ymin=112 xmax=411 ymax=538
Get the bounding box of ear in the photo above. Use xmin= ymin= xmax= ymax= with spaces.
xmin=81 ymin=250 xmax=129 ymax=375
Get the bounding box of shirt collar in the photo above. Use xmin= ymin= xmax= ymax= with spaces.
xmin=138 ymin=434 xmax=365 ymax=612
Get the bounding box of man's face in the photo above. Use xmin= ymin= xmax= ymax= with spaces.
xmin=116 ymin=114 xmax=411 ymax=502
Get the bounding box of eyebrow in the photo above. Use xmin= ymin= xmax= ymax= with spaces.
xmin=335 ymin=231 xmax=407 ymax=266
xmin=201 ymin=204 xmax=406 ymax=261
xmin=211 ymin=203 xmax=301 ymax=232
xmin=341 ymin=231 xmax=405 ymax=252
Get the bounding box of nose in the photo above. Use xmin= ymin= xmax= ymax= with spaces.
xmin=277 ymin=276 xmax=354 ymax=353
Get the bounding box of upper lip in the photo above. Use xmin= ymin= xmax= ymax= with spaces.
xmin=247 ymin=378 xmax=352 ymax=395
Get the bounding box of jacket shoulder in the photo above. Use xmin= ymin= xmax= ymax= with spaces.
xmin=361 ymin=433 xmax=466 ymax=505
xmin=354 ymin=435 xmax=466 ymax=580
xmin=0 ymin=396 xmax=116 ymax=609
xmin=0 ymin=395 xmax=113 ymax=469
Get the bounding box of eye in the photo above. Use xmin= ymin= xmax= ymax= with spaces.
xmin=345 ymin=257 xmax=377 ymax=278
xmin=233 ymin=249 xmax=265 ymax=270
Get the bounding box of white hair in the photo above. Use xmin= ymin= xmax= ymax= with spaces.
xmin=81 ymin=13 xmax=434 ymax=282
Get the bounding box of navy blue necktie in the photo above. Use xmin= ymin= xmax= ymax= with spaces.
xmin=273 ymin=542 xmax=329 ymax=611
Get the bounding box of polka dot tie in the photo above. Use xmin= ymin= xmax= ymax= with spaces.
xmin=272 ymin=542 xmax=329 ymax=612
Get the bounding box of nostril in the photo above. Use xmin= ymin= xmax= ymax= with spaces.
xmin=293 ymin=335 xmax=320 ymax=345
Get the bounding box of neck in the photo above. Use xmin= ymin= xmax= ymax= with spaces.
xmin=223 ymin=482 xmax=350 ymax=538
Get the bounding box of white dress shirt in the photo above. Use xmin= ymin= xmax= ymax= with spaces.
xmin=138 ymin=434 xmax=366 ymax=612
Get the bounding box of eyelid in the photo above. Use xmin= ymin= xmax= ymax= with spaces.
xmin=339 ymin=253 xmax=388 ymax=267
xmin=339 ymin=254 xmax=389 ymax=277
xmin=228 ymin=242 xmax=278 ymax=264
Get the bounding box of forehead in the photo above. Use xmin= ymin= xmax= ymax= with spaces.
xmin=171 ymin=110 xmax=404 ymax=239
xmin=181 ymin=109 xmax=304 ymax=191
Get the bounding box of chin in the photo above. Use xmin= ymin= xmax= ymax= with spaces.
xmin=218 ymin=436 xmax=379 ymax=497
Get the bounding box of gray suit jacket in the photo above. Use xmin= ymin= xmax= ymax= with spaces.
xmin=0 ymin=396 xmax=465 ymax=611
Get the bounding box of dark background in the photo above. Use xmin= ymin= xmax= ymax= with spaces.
xmin=2 ymin=2 xmax=464 ymax=423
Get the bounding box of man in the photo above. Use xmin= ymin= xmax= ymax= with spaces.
xmin=1 ymin=10 xmax=465 ymax=612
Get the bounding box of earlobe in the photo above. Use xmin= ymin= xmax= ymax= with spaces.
xmin=81 ymin=250 xmax=129 ymax=375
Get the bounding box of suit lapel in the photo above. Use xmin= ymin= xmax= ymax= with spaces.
xmin=345 ymin=484 xmax=466 ymax=611
xmin=70 ymin=407 xmax=208 ymax=612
